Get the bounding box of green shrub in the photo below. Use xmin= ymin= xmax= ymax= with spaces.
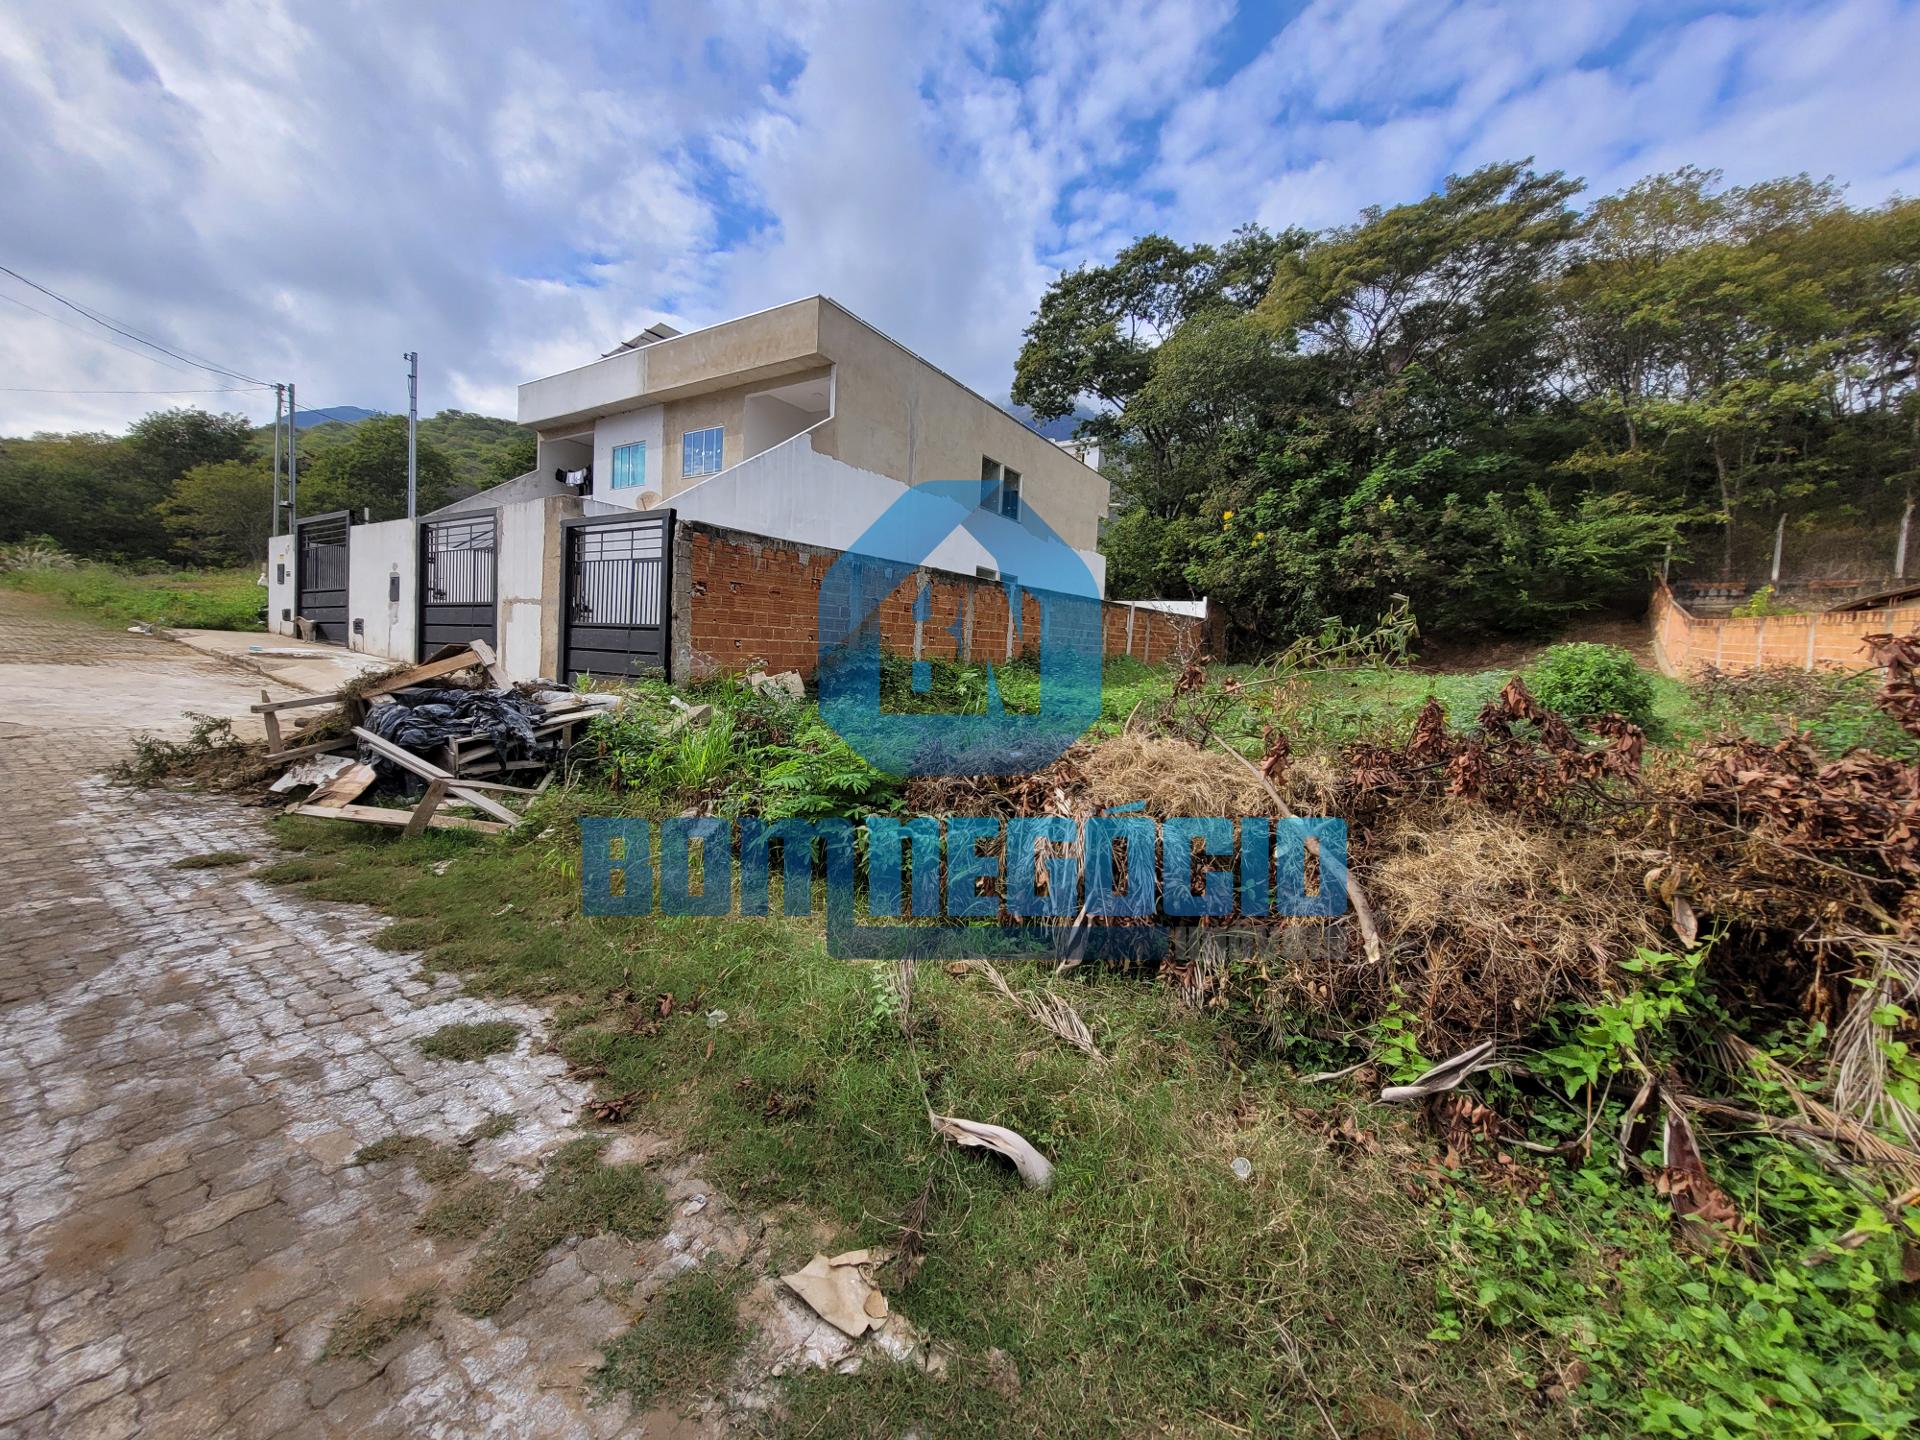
xmin=1526 ymin=642 xmax=1656 ymax=726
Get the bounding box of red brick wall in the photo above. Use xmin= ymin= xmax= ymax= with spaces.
xmin=1649 ymin=580 xmax=1920 ymax=676
xmin=675 ymin=522 xmax=1205 ymax=678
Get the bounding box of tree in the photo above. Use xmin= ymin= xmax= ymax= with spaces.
xmin=125 ymin=407 xmax=256 ymax=489
xmin=160 ymin=460 xmax=273 ymax=564
xmin=1258 ymin=160 xmax=1582 ymax=446
xmin=0 ymin=432 xmax=139 ymax=558
xmin=297 ymin=414 xmax=455 ymax=521
xmin=489 ymin=430 xmax=537 ymax=484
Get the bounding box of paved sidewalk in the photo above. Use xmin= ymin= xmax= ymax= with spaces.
xmin=0 ymin=595 xmax=677 ymax=1438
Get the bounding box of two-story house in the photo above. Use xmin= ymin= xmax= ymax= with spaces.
xmin=454 ymin=294 xmax=1110 ymax=588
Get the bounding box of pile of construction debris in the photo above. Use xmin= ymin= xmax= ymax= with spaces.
xmin=256 ymin=639 xmax=618 ymax=836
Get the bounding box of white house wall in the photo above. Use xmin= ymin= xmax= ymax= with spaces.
xmin=590 ymin=406 xmax=664 ymax=511
xmin=342 ymin=519 xmax=418 ymax=662
xmin=667 ymin=432 xmax=1107 ymax=593
xmin=266 ymin=534 xmax=295 ymax=637
xmin=498 ymin=495 xmax=583 ymax=680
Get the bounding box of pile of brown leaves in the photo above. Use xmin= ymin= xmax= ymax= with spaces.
xmin=1344 ymin=678 xmax=1645 ymax=825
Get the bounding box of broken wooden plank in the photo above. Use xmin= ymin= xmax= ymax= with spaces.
xmin=470 ymin=637 xmax=512 ymax=689
xmin=258 ymin=690 xmax=283 ymax=751
xmin=348 ymin=726 xmax=523 ymax=827
xmin=285 ymin=801 xmax=506 ymax=835
xmin=434 ymin=777 xmax=542 ymax=796
xmin=308 ymin=761 xmax=378 ymax=809
xmin=402 ymin=777 xmax=452 ymax=837
xmin=251 ymin=691 xmax=345 ymax=715
xmin=355 ymin=649 xmax=480 ymax=700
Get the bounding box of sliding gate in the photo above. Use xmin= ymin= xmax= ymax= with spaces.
xmin=418 ymin=512 xmax=498 ymax=658
xmin=293 ymin=511 xmax=349 ymax=643
xmin=562 ymin=511 xmax=673 ymax=680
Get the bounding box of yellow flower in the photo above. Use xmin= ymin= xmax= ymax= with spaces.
xmin=1254 ymin=531 xmax=1266 ymax=541
xmin=1222 ymin=510 xmax=1234 ymax=522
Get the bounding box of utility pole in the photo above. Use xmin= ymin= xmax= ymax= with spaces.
xmin=270 ymin=383 xmax=284 ymax=541
xmin=404 ymin=351 xmax=419 ymax=520
xmin=288 ymin=382 xmax=299 ymax=525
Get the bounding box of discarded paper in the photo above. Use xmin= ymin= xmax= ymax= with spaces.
xmin=928 ymin=1112 xmax=1055 ymax=1190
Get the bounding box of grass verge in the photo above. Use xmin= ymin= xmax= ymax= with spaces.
xmin=2 ymin=562 xmax=264 ymax=629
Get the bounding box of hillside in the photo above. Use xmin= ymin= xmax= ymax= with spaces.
xmin=262 ymin=409 xmax=534 ymax=492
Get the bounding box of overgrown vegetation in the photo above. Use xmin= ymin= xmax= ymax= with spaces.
xmin=3 ymin=556 xmax=263 ymax=630
xmin=247 ymin=630 xmax=1920 ymax=1437
xmin=0 ymin=403 xmax=532 ymax=568
xmin=1022 ymin=163 xmax=1920 ymax=647
xmin=1526 ymin=642 xmax=1657 ymax=728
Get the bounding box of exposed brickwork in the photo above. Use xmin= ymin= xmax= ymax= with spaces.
xmin=1649 ymin=581 xmax=1920 ymax=676
xmin=677 ymin=521 xmax=1207 ymax=678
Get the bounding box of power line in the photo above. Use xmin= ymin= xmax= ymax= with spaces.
xmin=0 ymin=291 xmax=206 ymax=377
xmin=0 ymin=264 xmax=271 ymax=387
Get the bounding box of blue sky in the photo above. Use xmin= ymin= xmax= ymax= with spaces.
xmin=2 ymin=0 xmax=1917 ymax=434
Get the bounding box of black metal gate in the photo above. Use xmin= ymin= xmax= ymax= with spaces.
xmin=294 ymin=512 xmax=349 ymax=643
xmin=418 ymin=513 xmax=498 ymax=658
xmin=562 ymin=512 xmax=673 ymax=680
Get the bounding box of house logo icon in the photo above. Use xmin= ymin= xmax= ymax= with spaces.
xmin=815 ymin=479 xmax=1103 ymax=777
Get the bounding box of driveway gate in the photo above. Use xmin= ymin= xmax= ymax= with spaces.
xmin=418 ymin=512 xmax=498 ymax=658
xmin=562 ymin=511 xmax=673 ymax=680
xmin=293 ymin=511 xmax=349 ymax=643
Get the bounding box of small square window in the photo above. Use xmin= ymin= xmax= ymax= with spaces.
xmin=611 ymin=441 xmax=646 ymax=490
xmin=682 ymin=426 xmax=724 ymax=479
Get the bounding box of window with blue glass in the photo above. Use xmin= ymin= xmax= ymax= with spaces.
xmin=610 ymin=441 xmax=646 ymax=490
xmin=980 ymin=457 xmax=1022 ymax=518
xmin=682 ymin=426 xmax=724 ymax=479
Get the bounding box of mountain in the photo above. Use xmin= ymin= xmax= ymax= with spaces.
xmin=1001 ymin=400 xmax=1096 ymax=441
xmin=292 ymin=405 xmax=379 ymax=430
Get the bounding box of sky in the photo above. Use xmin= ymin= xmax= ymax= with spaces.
xmin=2 ymin=0 xmax=1917 ymax=436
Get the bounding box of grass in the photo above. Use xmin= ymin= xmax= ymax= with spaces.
xmin=455 ymin=1137 xmax=665 ymax=1316
xmin=2 ymin=561 xmax=264 ymax=630
xmin=264 ymin=808 xmax=1571 ymax=1436
xmin=254 ymin=642 xmax=1920 ymax=1437
xmin=323 ymin=1289 xmax=437 ymax=1361
xmin=419 ymin=1177 xmax=512 ymax=1241
xmin=591 ymin=1267 xmax=746 ymax=1410
xmin=418 ymin=1020 xmax=521 ymax=1061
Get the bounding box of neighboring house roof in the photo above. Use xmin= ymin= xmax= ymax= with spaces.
xmin=1825 ymin=581 xmax=1920 ymax=612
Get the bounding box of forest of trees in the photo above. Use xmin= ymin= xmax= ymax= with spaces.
xmin=1015 ymin=162 xmax=1920 ymax=645
xmin=0 ymin=407 xmax=536 ymax=567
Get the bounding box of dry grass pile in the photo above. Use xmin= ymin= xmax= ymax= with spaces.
xmin=1077 ymin=733 xmax=1270 ymax=819
xmin=1369 ymin=808 xmax=1658 ymax=1045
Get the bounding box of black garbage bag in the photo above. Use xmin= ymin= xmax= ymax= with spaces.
xmin=361 ymin=686 xmax=549 ymax=774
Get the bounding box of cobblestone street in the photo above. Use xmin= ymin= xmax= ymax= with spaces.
xmin=0 ymin=594 xmax=691 ymax=1438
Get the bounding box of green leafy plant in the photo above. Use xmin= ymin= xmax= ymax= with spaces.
xmin=1526 ymin=642 xmax=1657 ymax=727
xmin=1731 ymin=584 xmax=1797 ymax=617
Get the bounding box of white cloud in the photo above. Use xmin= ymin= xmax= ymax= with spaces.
xmin=0 ymin=0 xmax=1914 ymax=437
